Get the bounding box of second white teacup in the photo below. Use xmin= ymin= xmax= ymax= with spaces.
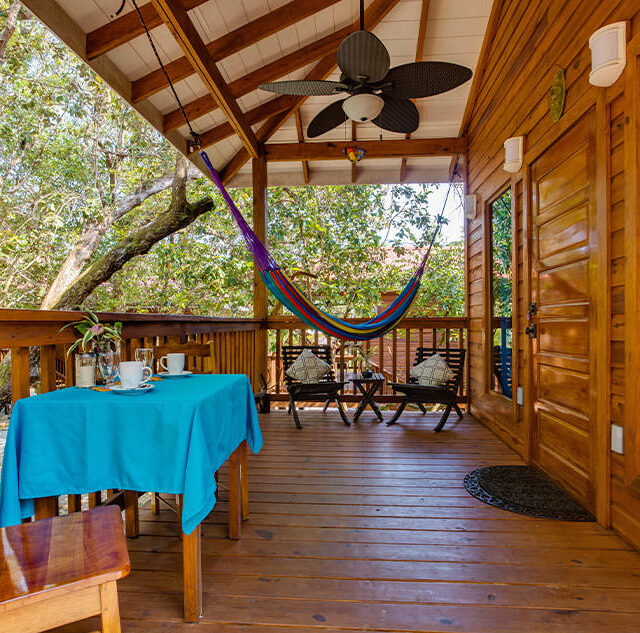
xmin=161 ymin=352 xmax=185 ymax=374
xmin=119 ymin=360 xmax=152 ymax=388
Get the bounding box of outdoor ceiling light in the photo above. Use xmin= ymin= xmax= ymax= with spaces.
xmin=503 ymin=136 xmax=524 ymax=173
xmin=342 ymin=93 xmax=384 ymax=122
xmin=589 ymin=22 xmax=626 ymax=87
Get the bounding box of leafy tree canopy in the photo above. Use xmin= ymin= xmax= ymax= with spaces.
xmin=0 ymin=1 xmax=464 ymax=319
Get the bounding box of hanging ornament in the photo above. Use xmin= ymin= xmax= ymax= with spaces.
xmin=344 ymin=146 xmax=365 ymax=164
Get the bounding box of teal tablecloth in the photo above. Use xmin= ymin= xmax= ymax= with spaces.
xmin=0 ymin=374 xmax=262 ymax=534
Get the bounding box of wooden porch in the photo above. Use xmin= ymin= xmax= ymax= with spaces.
xmin=49 ymin=409 xmax=640 ymax=633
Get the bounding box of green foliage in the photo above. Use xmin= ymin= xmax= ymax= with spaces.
xmin=0 ymin=3 xmax=465 ymax=319
xmin=490 ymin=189 xmax=512 ymax=318
xmin=60 ymin=309 xmax=123 ymax=355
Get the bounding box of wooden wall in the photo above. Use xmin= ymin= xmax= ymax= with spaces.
xmin=465 ymin=0 xmax=640 ymax=548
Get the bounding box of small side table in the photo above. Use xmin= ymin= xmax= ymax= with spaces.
xmin=350 ymin=373 xmax=385 ymax=423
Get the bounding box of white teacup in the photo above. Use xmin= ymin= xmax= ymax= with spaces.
xmin=160 ymin=352 xmax=185 ymax=375
xmin=119 ymin=360 xmax=152 ymax=388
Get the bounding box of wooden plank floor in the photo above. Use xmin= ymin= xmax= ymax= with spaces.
xmin=55 ymin=409 xmax=640 ymax=633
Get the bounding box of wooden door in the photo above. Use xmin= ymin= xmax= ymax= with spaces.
xmin=530 ymin=113 xmax=596 ymax=511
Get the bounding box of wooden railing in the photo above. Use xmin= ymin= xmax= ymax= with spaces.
xmin=0 ymin=310 xmax=469 ymax=412
xmin=266 ymin=316 xmax=469 ymax=404
xmin=0 ymin=309 xmax=262 ymax=409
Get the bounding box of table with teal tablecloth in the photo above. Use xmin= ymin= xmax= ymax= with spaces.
xmin=0 ymin=374 xmax=263 ymax=535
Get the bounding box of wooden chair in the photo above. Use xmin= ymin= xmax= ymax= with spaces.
xmin=492 ymin=344 xmax=513 ymax=398
xmin=282 ymin=345 xmax=350 ymax=429
xmin=387 ymin=347 xmax=466 ymax=432
xmin=0 ymin=506 xmax=130 ymax=633
xmin=154 ymin=341 xmax=214 ymax=374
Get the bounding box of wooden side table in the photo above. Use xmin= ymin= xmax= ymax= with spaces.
xmin=350 ymin=373 xmax=385 ymax=423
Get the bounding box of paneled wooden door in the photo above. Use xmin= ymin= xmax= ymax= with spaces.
xmin=529 ymin=113 xmax=597 ymax=512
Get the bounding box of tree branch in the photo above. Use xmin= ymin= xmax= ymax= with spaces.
xmin=51 ymin=157 xmax=213 ymax=309
xmin=0 ymin=1 xmax=21 ymax=65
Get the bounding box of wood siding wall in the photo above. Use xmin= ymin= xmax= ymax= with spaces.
xmin=465 ymin=0 xmax=640 ymax=548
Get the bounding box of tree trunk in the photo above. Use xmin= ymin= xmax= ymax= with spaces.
xmin=0 ymin=1 xmax=21 ymax=65
xmin=0 ymin=156 xmax=213 ymax=408
xmin=41 ymin=168 xmax=198 ymax=309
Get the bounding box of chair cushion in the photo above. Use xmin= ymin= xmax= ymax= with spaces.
xmin=411 ymin=354 xmax=454 ymax=386
xmin=286 ymin=349 xmax=331 ymax=384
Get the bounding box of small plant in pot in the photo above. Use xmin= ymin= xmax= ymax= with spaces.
xmin=62 ymin=310 xmax=123 ymax=355
xmin=352 ymin=345 xmax=374 ymax=378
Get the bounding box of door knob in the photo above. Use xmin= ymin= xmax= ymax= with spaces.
xmin=524 ymin=323 xmax=537 ymax=338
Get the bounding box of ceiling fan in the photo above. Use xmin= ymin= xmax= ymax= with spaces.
xmin=259 ymin=0 xmax=473 ymax=138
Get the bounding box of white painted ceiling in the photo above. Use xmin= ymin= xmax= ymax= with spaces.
xmin=45 ymin=0 xmax=494 ymax=186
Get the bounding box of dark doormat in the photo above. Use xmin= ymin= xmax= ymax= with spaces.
xmin=463 ymin=465 xmax=595 ymax=521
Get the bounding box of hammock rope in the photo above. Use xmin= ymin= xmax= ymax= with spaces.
xmin=131 ymin=0 xmax=458 ymax=341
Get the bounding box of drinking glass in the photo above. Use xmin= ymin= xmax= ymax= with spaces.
xmin=98 ymin=348 xmax=121 ymax=387
xmin=135 ymin=347 xmax=154 ymax=371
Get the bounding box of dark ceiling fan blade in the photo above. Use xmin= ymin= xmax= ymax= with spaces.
xmin=372 ymin=98 xmax=419 ymax=134
xmin=337 ymin=30 xmax=390 ymax=83
xmin=377 ymin=62 xmax=473 ymax=99
xmin=307 ymin=99 xmax=349 ymax=138
xmin=259 ymin=80 xmax=349 ymax=96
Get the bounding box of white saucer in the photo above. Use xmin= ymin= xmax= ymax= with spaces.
xmin=109 ymin=383 xmax=155 ymax=395
xmin=158 ymin=370 xmax=193 ymax=378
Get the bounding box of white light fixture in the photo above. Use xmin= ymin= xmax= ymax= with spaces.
xmin=464 ymin=194 xmax=477 ymax=220
xmin=342 ymin=93 xmax=384 ymax=122
xmin=589 ymin=22 xmax=626 ymax=87
xmin=503 ymin=136 xmax=524 ymax=173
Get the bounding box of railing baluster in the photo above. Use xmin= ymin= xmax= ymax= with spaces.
xmin=391 ymin=330 xmax=397 ymax=385
xmin=405 ymin=328 xmax=411 ymax=383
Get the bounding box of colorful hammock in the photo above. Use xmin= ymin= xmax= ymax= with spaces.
xmin=200 ymin=151 xmax=433 ymax=341
xmin=129 ymin=1 xmax=444 ymax=341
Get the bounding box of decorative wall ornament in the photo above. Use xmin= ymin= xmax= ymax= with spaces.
xmin=344 ymin=146 xmax=365 ymax=164
xmin=549 ymin=68 xmax=566 ymax=123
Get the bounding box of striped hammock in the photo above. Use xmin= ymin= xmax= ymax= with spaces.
xmin=200 ymin=151 xmax=431 ymax=341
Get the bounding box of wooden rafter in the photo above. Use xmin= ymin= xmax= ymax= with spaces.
xmin=85 ymin=0 xmax=208 ymax=60
xmin=131 ymin=0 xmax=340 ymax=105
xmin=217 ymin=0 xmax=403 ymax=185
xmin=294 ymin=110 xmax=310 ymax=184
xmin=265 ymin=138 xmax=467 ymax=161
xmin=195 ymin=96 xmax=300 ymax=149
xmin=162 ymin=0 xmax=398 ymax=132
xmin=400 ymin=0 xmax=430 ymax=183
xmin=149 ymin=0 xmax=259 ymax=159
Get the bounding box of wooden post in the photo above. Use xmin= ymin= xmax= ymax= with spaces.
xmin=228 ymin=445 xmax=242 ymax=540
xmin=11 ymin=346 xmax=30 ymax=405
xmin=253 ymin=155 xmax=268 ymax=391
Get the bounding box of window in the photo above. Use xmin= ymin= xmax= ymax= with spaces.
xmin=489 ymin=189 xmax=512 ymax=398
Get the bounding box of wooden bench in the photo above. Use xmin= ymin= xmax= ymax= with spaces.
xmin=0 ymin=506 xmax=130 ymax=633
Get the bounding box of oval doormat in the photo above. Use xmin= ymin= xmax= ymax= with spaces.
xmin=464 ymin=466 xmax=595 ymax=521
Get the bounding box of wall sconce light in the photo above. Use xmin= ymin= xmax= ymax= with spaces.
xmin=464 ymin=194 xmax=477 ymax=220
xmin=589 ymin=22 xmax=626 ymax=87
xmin=503 ymin=136 xmax=523 ymax=173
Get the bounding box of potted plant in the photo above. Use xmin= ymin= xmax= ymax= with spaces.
xmin=61 ymin=311 xmax=123 ymax=387
xmin=62 ymin=310 xmax=123 ymax=355
xmin=352 ymin=345 xmax=374 ymax=378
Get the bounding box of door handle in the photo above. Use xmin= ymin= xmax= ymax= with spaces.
xmin=525 ymin=323 xmax=537 ymax=339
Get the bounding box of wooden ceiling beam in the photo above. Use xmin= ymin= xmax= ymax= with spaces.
xmin=194 ymin=96 xmax=300 ymax=150
xmin=294 ymin=110 xmax=310 ymax=184
xmin=162 ymin=18 xmax=358 ymax=132
xmin=265 ymin=138 xmax=467 ymax=162
xmin=400 ymin=0 xmax=430 ymax=183
xmin=150 ymin=0 xmax=259 ymax=159
xmin=86 ymin=0 xmax=208 ymax=60
xmin=218 ymin=0 xmax=402 ymax=185
xmin=132 ymin=0 xmax=340 ymax=104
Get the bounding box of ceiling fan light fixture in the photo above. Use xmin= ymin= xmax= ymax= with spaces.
xmin=342 ymin=93 xmax=384 ymax=122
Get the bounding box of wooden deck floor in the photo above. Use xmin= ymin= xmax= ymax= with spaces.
xmin=56 ymin=409 xmax=640 ymax=633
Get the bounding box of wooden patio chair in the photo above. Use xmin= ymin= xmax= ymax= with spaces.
xmin=0 ymin=506 xmax=130 ymax=633
xmin=282 ymin=344 xmax=350 ymax=429
xmin=154 ymin=341 xmax=214 ymax=374
xmin=387 ymin=347 xmax=466 ymax=432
